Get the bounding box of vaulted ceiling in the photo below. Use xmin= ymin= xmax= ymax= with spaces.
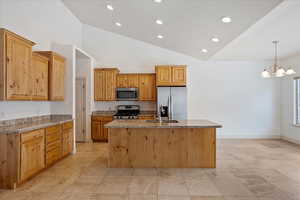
xmin=62 ymin=0 xmax=283 ymax=60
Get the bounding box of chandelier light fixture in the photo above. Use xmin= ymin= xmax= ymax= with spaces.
xmin=261 ymin=41 xmax=296 ymax=78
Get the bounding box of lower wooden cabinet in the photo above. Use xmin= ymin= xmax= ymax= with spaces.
xmin=62 ymin=122 xmax=73 ymax=157
xmin=91 ymin=116 xmax=113 ymax=142
xmin=0 ymin=120 xmax=73 ymax=189
xmin=20 ymin=129 xmax=45 ymax=182
xmin=138 ymin=115 xmax=156 ymax=120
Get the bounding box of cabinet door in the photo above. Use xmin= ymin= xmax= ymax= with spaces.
xmin=50 ymin=56 xmax=65 ymax=100
xmin=94 ymin=70 xmax=106 ymax=101
xmin=139 ymin=74 xmax=156 ymax=101
xmin=32 ymin=54 xmax=48 ymax=100
xmin=127 ymin=74 xmax=139 ymax=88
xmin=117 ymin=74 xmax=128 ymax=88
xmin=105 ymin=70 xmax=117 ymax=101
xmin=6 ymin=34 xmax=32 ymax=100
xmin=20 ymin=130 xmax=45 ymax=181
xmin=62 ymin=128 xmax=73 ymax=157
xmin=172 ymin=66 xmax=186 ymax=86
xmin=91 ymin=121 xmax=103 ymax=141
xmin=102 ymin=119 xmax=113 ymax=141
xmin=155 ymin=66 xmax=172 ymax=86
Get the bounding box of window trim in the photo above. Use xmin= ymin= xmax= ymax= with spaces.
xmin=294 ymin=77 xmax=300 ymax=126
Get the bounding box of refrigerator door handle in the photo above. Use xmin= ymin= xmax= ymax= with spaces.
xmin=170 ymin=95 xmax=173 ymax=120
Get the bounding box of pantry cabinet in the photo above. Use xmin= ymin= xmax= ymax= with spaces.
xmin=35 ymin=51 xmax=65 ymax=101
xmin=31 ymin=52 xmax=49 ymax=100
xmin=155 ymin=65 xmax=186 ymax=86
xmin=0 ymin=28 xmax=35 ymax=100
xmin=138 ymin=74 xmax=156 ymax=101
xmin=94 ymin=68 xmax=119 ymax=101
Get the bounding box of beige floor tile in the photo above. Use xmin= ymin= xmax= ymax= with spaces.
xmin=133 ymin=168 xmax=158 ymax=176
xmin=191 ymin=197 xmax=225 ymax=200
xmin=128 ymin=176 xmax=158 ymax=195
xmin=185 ymin=176 xmax=221 ymax=196
xmin=158 ymin=176 xmax=189 ymax=196
xmin=158 ymin=168 xmax=183 ymax=177
xmin=158 ymin=195 xmax=191 ymax=200
xmin=94 ymin=176 xmax=132 ymax=195
xmin=91 ymin=194 xmax=129 ymax=200
xmin=129 ymin=194 xmax=158 ymax=200
xmin=106 ymin=168 xmax=134 ymax=176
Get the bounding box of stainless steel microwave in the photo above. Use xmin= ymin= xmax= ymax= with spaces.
xmin=116 ymin=88 xmax=138 ymax=101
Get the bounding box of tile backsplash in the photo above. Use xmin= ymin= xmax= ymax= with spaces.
xmin=93 ymin=101 xmax=156 ymax=111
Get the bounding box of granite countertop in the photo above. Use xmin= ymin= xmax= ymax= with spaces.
xmin=0 ymin=116 xmax=73 ymax=134
xmin=105 ymin=119 xmax=222 ymax=129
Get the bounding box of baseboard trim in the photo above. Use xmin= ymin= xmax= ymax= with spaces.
xmin=281 ymin=136 xmax=300 ymax=145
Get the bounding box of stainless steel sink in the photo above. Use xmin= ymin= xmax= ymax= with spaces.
xmin=145 ymin=119 xmax=179 ymax=123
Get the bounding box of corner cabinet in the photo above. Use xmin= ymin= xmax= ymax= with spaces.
xmin=156 ymin=65 xmax=186 ymax=86
xmin=139 ymin=74 xmax=156 ymax=101
xmin=0 ymin=28 xmax=36 ymax=100
xmin=94 ymin=68 xmax=119 ymax=101
xmin=91 ymin=116 xmax=113 ymax=142
xmin=35 ymin=51 xmax=65 ymax=101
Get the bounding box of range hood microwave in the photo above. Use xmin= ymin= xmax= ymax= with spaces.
xmin=116 ymin=88 xmax=138 ymax=101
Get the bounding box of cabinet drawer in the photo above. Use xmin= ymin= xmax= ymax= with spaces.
xmin=63 ymin=121 xmax=73 ymax=130
xmin=46 ymin=148 xmax=61 ymax=166
xmin=46 ymin=140 xmax=61 ymax=152
xmin=46 ymin=131 xmax=61 ymax=145
xmin=21 ymin=129 xmax=45 ymax=143
xmin=92 ymin=116 xmax=113 ymax=121
xmin=138 ymin=115 xmax=155 ymax=120
xmin=46 ymin=125 xmax=60 ymax=135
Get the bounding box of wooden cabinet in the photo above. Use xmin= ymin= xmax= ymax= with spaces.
xmin=35 ymin=51 xmax=65 ymax=101
xmin=62 ymin=122 xmax=73 ymax=157
xmin=31 ymin=52 xmax=49 ymax=100
xmin=91 ymin=116 xmax=113 ymax=142
xmin=45 ymin=125 xmax=61 ymax=166
xmin=117 ymin=74 xmax=139 ymax=88
xmin=138 ymin=74 xmax=156 ymax=101
xmin=20 ymin=129 xmax=45 ymax=181
xmin=0 ymin=28 xmax=35 ymax=100
xmin=94 ymin=68 xmax=119 ymax=101
xmin=156 ymin=65 xmax=186 ymax=86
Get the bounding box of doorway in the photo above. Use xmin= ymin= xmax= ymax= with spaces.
xmin=76 ymin=78 xmax=86 ymax=142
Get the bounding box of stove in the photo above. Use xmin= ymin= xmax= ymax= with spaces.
xmin=113 ymin=105 xmax=140 ymax=119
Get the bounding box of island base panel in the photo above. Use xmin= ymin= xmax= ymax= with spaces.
xmin=108 ymin=128 xmax=216 ymax=168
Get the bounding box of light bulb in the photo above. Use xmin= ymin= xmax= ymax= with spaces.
xmin=286 ymin=68 xmax=296 ymax=75
xmin=262 ymin=70 xmax=271 ymax=78
xmin=276 ymin=68 xmax=286 ymax=77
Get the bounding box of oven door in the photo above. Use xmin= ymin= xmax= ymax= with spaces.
xmin=116 ymin=88 xmax=138 ymax=101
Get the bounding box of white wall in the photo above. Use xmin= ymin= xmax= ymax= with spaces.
xmin=281 ymin=54 xmax=300 ymax=143
xmin=0 ymin=0 xmax=82 ymax=120
xmin=83 ymin=24 xmax=281 ymax=138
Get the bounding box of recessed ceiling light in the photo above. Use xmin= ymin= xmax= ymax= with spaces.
xmin=115 ymin=22 xmax=122 ymax=27
xmin=157 ymin=35 xmax=164 ymax=39
xmin=211 ymin=37 xmax=220 ymax=42
xmin=222 ymin=16 xmax=232 ymax=23
xmin=106 ymin=4 xmax=114 ymax=11
xmin=156 ymin=19 xmax=163 ymax=25
xmin=201 ymin=49 xmax=208 ymax=53
xmin=154 ymin=0 xmax=162 ymax=3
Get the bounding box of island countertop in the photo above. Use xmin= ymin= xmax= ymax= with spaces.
xmin=105 ymin=119 xmax=222 ymax=129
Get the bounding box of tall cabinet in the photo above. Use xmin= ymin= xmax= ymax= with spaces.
xmin=0 ymin=28 xmax=35 ymax=100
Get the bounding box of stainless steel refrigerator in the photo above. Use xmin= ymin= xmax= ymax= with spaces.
xmin=157 ymin=87 xmax=187 ymax=120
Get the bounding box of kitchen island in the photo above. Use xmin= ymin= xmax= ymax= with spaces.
xmin=105 ymin=120 xmax=222 ymax=168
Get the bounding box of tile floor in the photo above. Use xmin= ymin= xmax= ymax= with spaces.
xmin=1 ymin=139 xmax=300 ymax=200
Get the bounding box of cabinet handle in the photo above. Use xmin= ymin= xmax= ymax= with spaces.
xmin=6 ymin=57 xmax=10 ymax=63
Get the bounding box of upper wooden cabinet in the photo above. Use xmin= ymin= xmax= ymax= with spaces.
xmin=31 ymin=52 xmax=49 ymax=101
xmin=35 ymin=51 xmax=65 ymax=101
xmin=94 ymin=68 xmax=119 ymax=101
xmin=0 ymin=28 xmax=36 ymax=100
xmin=156 ymin=65 xmax=186 ymax=86
xmin=139 ymin=74 xmax=156 ymax=101
xmin=117 ymin=74 xmax=139 ymax=88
